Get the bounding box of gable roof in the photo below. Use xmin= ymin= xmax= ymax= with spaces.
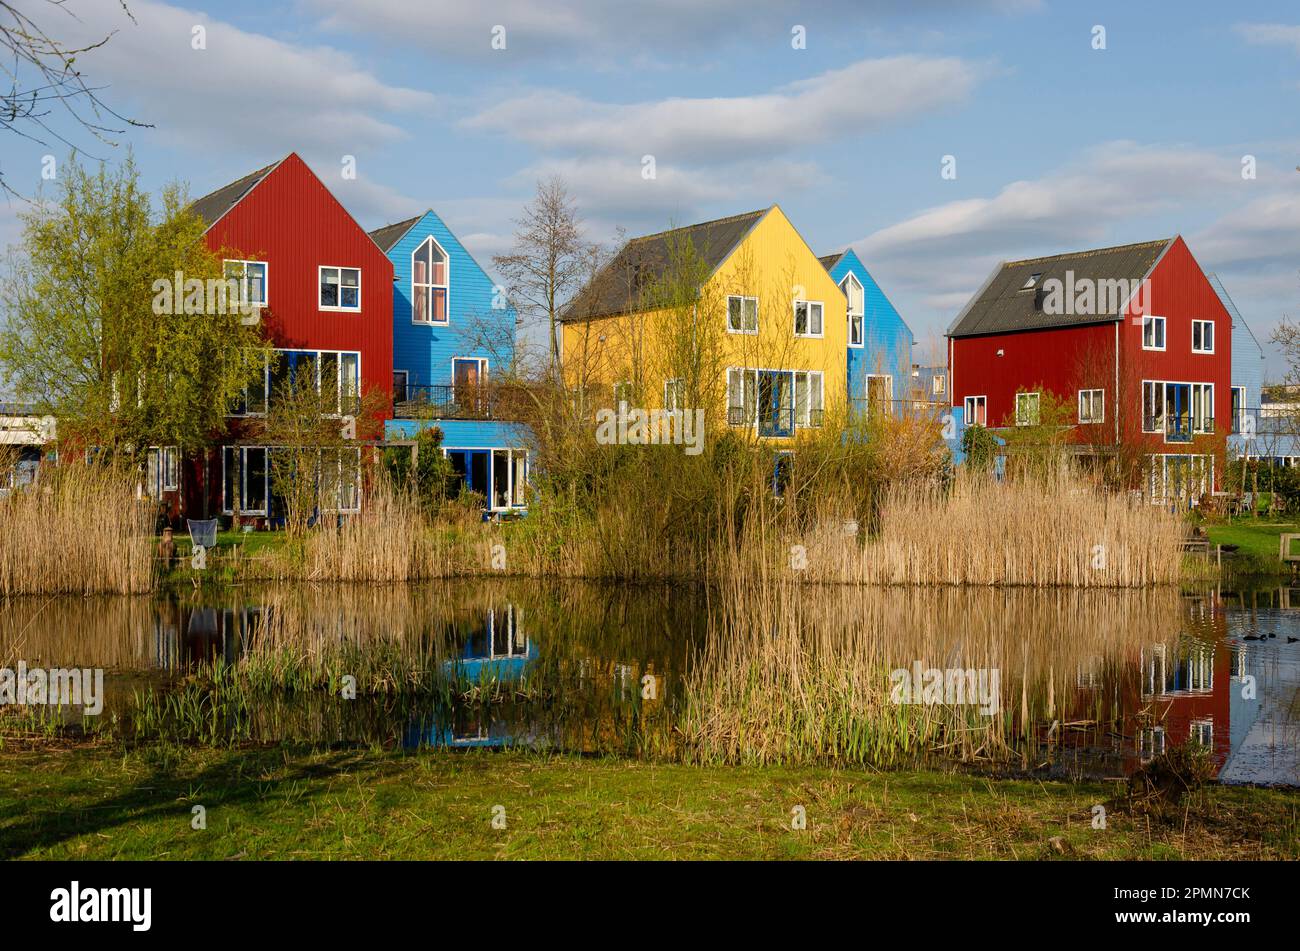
xmin=563 ymin=207 xmax=770 ymax=322
xmin=1207 ymin=273 xmax=1262 ymax=356
xmin=369 ymin=214 xmax=423 ymax=253
xmin=947 ymin=238 xmax=1175 ymax=338
xmin=190 ymin=159 xmax=283 ymax=229
xmin=818 ymin=251 xmax=846 ymax=271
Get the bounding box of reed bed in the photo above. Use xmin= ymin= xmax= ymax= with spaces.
xmin=0 ymin=464 xmax=153 ymax=596
xmin=678 ymin=579 xmax=1182 ymax=768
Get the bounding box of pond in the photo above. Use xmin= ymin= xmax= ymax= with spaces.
xmin=1 ymin=581 xmax=1296 ymax=786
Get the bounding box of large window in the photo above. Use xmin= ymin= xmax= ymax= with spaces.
xmin=490 ymin=449 xmax=528 ymax=510
xmin=145 ymin=447 xmax=180 ymax=497
xmin=963 ymin=395 xmax=987 ymax=426
xmin=222 ymin=446 xmax=268 ymax=515
xmin=223 ymin=259 xmax=267 ymax=308
xmin=262 ymin=349 xmax=361 ymax=416
xmin=319 ymin=266 xmax=361 ymax=311
xmin=1142 ymin=315 xmax=1166 ymax=351
xmin=793 ymin=299 xmax=824 ymax=337
xmin=727 ymin=295 xmax=758 ymax=334
xmin=1015 ymin=392 xmax=1040 ymax=427
xmin=1078 ymin=388 xmax=1104 ymax=424
xmin=841 ymin=274 xmax=864 ymax=347
xmin=794 ymin=371 xmax=824 ymax=427
xmin=412 ymin=237 xmax=448 ymax=324
xmin=1143 ymin=380 xmax=1213 ymax=440
xmin=1192 ymin=319 xmax=1214 ymax=354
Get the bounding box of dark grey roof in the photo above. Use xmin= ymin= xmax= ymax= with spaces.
xmin=370 ymin=214 xmax=423 ymax=253
xmin=563 ymin=208 xmax=770 ymax=321
xmin=947 ymin=238 xmax=1174 ymax=338
xmin=818 ymin=251 xmax=845 ymax=271
xmin=189 ymin=160 xmax=282 ymax=228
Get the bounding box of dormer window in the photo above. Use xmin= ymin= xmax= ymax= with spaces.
xmin=412 ymin=236 xmax=449 ymax=325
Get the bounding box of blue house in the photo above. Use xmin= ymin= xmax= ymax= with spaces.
xmin=1210 ymin=274 xmax=1266 ymax=457
xmin=819 ymin=249 xmax=914 ymax=414
xmin=371 ymin=211 xmax=530 ymax=512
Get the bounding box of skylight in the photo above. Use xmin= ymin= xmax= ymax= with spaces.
xmin=1020 ymin=273 xmax=1042 ymax=290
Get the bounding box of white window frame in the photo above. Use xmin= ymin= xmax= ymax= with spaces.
xmin=411 ymin=236 xmax=449 ymax=326
xmin=393 ymin=369 xmax=409 ymax=403
xmin=663 ymin=378 xmax=685 ymax=412
xmin=727 ymin=295 xmax=758 ymax=335
xmin=727 ymin=367 xmax=757 ymax=427
xmin=1142 ymin=379 xmax=1215 ymax=440
xmin=1015 ymin=391 xmax=1040 ymax=427
xmin=840 ymin=274 xmax=864 ymax=348
xmin=963 ymin=395 xmax=987 ymax=426
xmin=1078 ymin=388 xmax=1104 ymax=424
xmin=319 ymin=266 xmax=362 ymax=312
xmin=793 ymin=299 xmax=824 ymax=338
xmin=451 ymin=356 xmax=489 ymax=403
xmin=1191 ymin=319 xmax=1214 ymax=354
xmin=223 ymin=259 xmax=268 ymax=309
xmin=865 ymin=373 xmax=893 ymax=411
xmin=793 ymin=370 xmax=824 ymax=428
xmin=1142 ymin=315 xmax=1166 ymax=351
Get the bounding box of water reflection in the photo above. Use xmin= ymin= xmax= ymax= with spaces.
xmin=0 ymin=582 xmax=1295 ymax=784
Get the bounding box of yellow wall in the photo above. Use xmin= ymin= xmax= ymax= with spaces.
xmin=561 ymin=206 xmax=847 ymax=441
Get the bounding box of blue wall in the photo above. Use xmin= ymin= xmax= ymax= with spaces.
xmin=826 ymin=250 xmax=913 ymax=405
xmin=384 ymin=210 xmax=516 ymax=410
xmin=1211 ymin=274 xmax=1266 ymax=457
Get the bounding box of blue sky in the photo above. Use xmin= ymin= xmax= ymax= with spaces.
xmin=2 ymin=0 xmax=1298 ymax=375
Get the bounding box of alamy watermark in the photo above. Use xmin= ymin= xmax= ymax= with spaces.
xmin=595 ymin=406 xmax=705 ymax=456
xmin=1039 ymin=271 xmax=1152 ymax=317
xmin=0 ymin=662 xmax=104 ymax=715
xmin=889 ymin=662 xmax=1000 ymax=715
xmin=151 ymin=270 xmax=261 ymax=323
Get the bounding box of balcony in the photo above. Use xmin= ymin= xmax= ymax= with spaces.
xmin=393 ymin=383 xmax=499 ymax=421
xmin=850 ymin=398 xmax=949 ymax=421
xmin=1145 ymin=414 xmax=1214 ymax=443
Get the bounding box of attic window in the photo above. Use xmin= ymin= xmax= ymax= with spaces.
xmin=1020 ymin=273 xmax=1042 ymax=291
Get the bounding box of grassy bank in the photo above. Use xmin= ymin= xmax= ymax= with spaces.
xmin=1 ymin=744 xmax=1295 ymax=860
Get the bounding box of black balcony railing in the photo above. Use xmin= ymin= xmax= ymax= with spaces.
xmin=394 ymin=383 xmax=496 ymax=420
xmin=850 ymin=398 xmax=948 ymax=420
xmin=728 ymin=404 xmax=822 ymax=432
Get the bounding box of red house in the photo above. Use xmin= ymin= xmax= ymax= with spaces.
xmin=947 ymin=237 xmax=1232 ymax=499
xmin=180 ymin=153 xmax=394 ymax=521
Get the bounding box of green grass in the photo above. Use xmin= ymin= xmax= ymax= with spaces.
xmin=1 ymin=744 xmax=1296 ymax=860
xmin=1204 ymin=518 xmax=1300 ymax=566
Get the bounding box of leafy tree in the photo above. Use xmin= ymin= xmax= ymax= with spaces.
xmin=961 ymin=423 xmax=999 ymax=473
xmin=0 ymin=154 xmax=268 ymax=455
xmin=382 ymin=425 xmax=455 ymax=512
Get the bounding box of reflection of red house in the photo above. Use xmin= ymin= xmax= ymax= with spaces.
xmin=177 ymin=154 xmax=394 ymax=520
xmin=948 ymin=237 xmax=1232 ymax=499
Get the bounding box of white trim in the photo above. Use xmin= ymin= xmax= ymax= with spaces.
xmin=451 ymin=356 xmax=489 ymax=404
xmin=1077 ymin=388 xmax=1105 ymax=424
xmin=1191 ymin=318 xmax=1215 ymax=354
xmin=222 ymin=258 xmax=268 ymax=308
xmin=840 ymin=273 xmax=864 ymax=348
xmin=1141 ymin=314 xmax=1166 ymax=351
xmin=726 ymin=294 xmax=758 ymax=335
xmin=963 ymin=394 xmax=987 ymax=426
xmin=318 ymin=265 xmax=362 ymax=312
xmin=411 ymin=235 xmax=450 ymax=326
xmin=793 ymin=299 xmax=824 ymax=338
xmin=1015 ymin=391 xmax=1040 ymax=427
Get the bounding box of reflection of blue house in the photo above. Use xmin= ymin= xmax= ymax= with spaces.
xmin=371 ymin=211 xmax=531 ymax=512
xmin=819 ymin=249 xmax=913 ymax=413
xmin=407 ymin=605 xmax=540 ymax=749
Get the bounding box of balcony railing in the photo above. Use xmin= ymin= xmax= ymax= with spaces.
xmin=394 ymin=383 xmax=499 ymax=420
xmin=1144 ymin=415 xmax=1214 ymax=442
xmin=850 ymin=398 xmax=949 ymax=421
xmin=727 ymin=405 xmax=823 ymax=432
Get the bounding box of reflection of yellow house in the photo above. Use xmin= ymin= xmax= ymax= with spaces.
xmin=561 ymin=206 xmax=847 ymax=440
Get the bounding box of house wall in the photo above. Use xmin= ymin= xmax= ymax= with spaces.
xmin=1119 ymin=238 xmax=1231 ymax=477
xmin=385 ymin=210 xmax=515 ymax=393
xmin=827 ymin=250 xmax=912 ymax=404
xmin=203 ymin=154 xmax=394 ymax=428
xmin=561 ymin=205 xmax=848 ymax=440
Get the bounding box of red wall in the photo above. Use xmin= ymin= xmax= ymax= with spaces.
xmin=950 ymin=237 xmax=1232 ymax=484
xmin=203 ymin=153 xmax=393 ymax=427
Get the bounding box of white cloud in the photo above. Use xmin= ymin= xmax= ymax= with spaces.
xmin=1235 ymin=23 xmax=1300 ymax=55
xmin=59 ymin=0 xmax=435 ymax=158
xmin=467 ymin=56 xmax=987 ymax=163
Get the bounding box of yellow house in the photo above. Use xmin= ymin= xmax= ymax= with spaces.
xmin=561 ymin=205 xmax=847 ymax=441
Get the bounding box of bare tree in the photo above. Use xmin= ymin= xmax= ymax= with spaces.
xmin=493 ymin=176 xmax=593 ymax=377
xmin=1 ymin=1 xmax=147 ymax=195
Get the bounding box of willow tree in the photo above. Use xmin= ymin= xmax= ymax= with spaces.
xmin=0 ymin=155 xmax=269 ymax=455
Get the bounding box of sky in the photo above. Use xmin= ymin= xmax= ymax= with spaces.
xmin=2 ymin=0 xmax=1298 ymax=375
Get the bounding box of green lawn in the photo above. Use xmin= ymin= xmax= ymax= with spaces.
xmin=1 ymin=745 xmax=1295 ymax=860
xmin=1204 ymin=519 xmax=1300 ymax=562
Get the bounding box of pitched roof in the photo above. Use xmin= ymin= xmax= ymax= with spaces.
xmin=190 ymin=160 xmax=282 ymax=228
xmin=818 ymin=251 xmax=846 ymax=271
xmin=563 ymin=208 xmax=770 ymax=321
xmin=947 ymin=238 xmax=1175 ymax=338
xmin=369 ymin=214 xmax=423 ymax=253
xmin=1208 ymin=273 xmax=1262 ymax=356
